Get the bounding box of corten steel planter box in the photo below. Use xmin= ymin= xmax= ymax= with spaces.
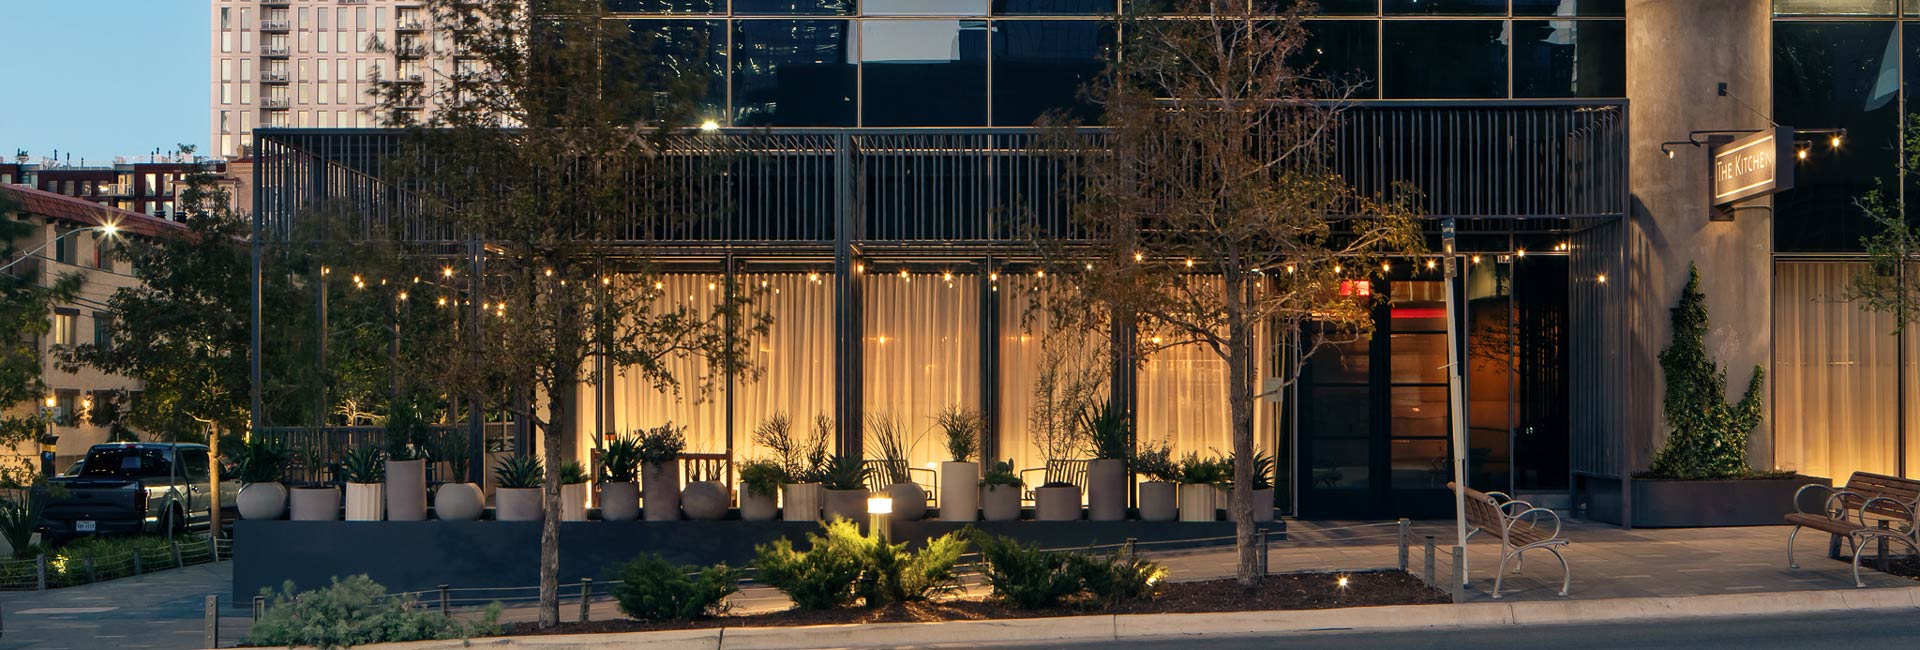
xmin=1581 ymin=474 xmax=1831 ymax=528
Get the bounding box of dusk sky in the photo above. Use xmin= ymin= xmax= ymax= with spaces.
xmin=0 ymin=2 xmax=210 ymax=165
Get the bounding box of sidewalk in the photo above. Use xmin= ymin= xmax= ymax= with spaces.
xmin=0 ymin=561 xmax=251 ymax=650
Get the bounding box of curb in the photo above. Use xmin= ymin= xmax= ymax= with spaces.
xmin=355 ymin=585 xmax=1920 ymax=650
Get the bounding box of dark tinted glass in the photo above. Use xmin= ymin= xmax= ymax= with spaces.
xmin=733 ymin=20 xmax=857 ymax=126
xmin=1299 ymin=20 xmax=1379 ymax=97
xmin=606 ymin=0 xmax=719 ymax=13
xmin=1383 ymin=0 xmax=1504 ymax=14
xmin=1512 ymin=19 xmax=1624 ymax=97
xmin=1514 ymin=0 xmax=1624 ymax=16
xmin=1311 ymin=0 xmax=1378 ymax=15
xmin=80 ymin=447 xmax=173 ymax=479
xmin=861 ymin=20 xmax=989 ymax=126
xmin=733 ymin=0 xmax=855 ymax=15
xmin=993 ymin=0 xmax=1114 ymax=14
xmin=993 ymin=20 xmax=1110 ymax=125
xmin=620 ymin=20 xmax=728 ymax=120
xmin=1383 ymin=20 xmax=1505 ymax=98
xmin=1774 ymin=21 xmax=1898 ymax=252
xmin=1774 ymin=0 xmax=1896 ymax=16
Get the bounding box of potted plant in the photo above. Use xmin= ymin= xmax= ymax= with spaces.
xmin=598 ymin=433 xmax=642 ymax=521
xmin=820 ymin=454 xmax=869 ymax=524
xmin=936 ymin=407 xmax=981 ymax=522
xmin=681 ymin=460 xmax=731 ymax=520
xmin=980 ymin=459 xmax=1022 ymax=522
xmin=754 ymin=413 xmax=830 ymax=522
xmin=234 ymin=437 xmax=289 ymax=520
xmin=1133 ymin=442 xmax=1179 ymax=522
xmin=341 ymin=445 xmax=386 ymax=521
xmin=637 ymin=423 xmax=686 ymax=522
xmin=867 ymin=414 xmax=927 ymax=521
xmin=1177 ymin=452 xmax=1228 ymax=522
xmin=1228 ymin=450 xmax=1277 ymax=523
xmin=431 ymin=429 xmax=483 ymax=521
xmin=288 ymin=445 xmax=340 ymax=521
xmin=737 ymin=459 xmax=783 ymax=521
xmin=493 ymin=455 xmax=545 ymax=521
xmin=1081 ymin=401 xmax=1130 ymax=521
xmin=383 ymin=397 xmax=430 ymax=522
xmin=560 ymin=461 xmax=590 ymax=522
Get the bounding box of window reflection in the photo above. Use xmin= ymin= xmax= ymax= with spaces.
xmin=621 ymin=20 xmax=727 ymax=120
xmin=1513 ymin=0 xmax=1624 ymax=16
xmin=733 ymin=20 xmax=857 ymax=126
xmin=1299 ymin=20 xmax=1378 ymax=98
xmin=1774 ymin=21 xmax=1898 ymax=252
xmin=860 ymin=20 xmax=989 ymax=126
xmin=733 ymin=0 xmax=856 ymax=16
xmin=992 ymin=0 xmax=1114 ymax=15
xmin=606 ymin=0 xmax=719 ymax=14
xmin=867 ymin=0 xmax=990 ymax=15
xmin=1383 ymin=0 xmax=1504 ymax=15
xmin=1772 ymin=0 xmax=1896 ymax=16
xmin=992 ymin=20 xmax=1110 ymax=125
xmin=1383 ymin=20 xmax=1507 ymax=98
xmin=1513 ymin=19 xmax=1624 ymax=98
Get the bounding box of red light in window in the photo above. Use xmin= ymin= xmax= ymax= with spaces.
xmin=1339 ymin=280 xmax=1372 ymax=297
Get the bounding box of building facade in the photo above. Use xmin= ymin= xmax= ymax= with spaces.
xmin=3 ymin=155 xmax=233 ymax=220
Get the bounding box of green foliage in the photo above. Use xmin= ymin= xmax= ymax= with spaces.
xmin=233 ymin=437 xmax=289 ymax=484
xmin=1080 ymin=401 xmax=1130 ymax=462
xmin=36 ymin=534 xmax=216 ymax=586
xmin=247 ymin=575 xmax=500 ymax=650
xmin=0 ymin=192 xmax=83 ymax=449
xmin=600 ymin=433 xmax=643 ymax=483
xmin=738 ymin=459 xmax=785 ymax=497
xmin=559 ymin=461 xmax=589 ymax=485
xmin=820 ymin=454 xmax=868 ymax=491
xmin=1176 ymin=452 xmax=1230 ymax=485
xmin=754 ymin=413 xmax=830 ymax=483
xmin=1848 ymin=113 xmax=1920 ymax=335
xmin=430 ymin=430 xmax=473 ymax=483
xmin=752 ymin=521 xmax=867 ymax=610
xmin=981 ymin=459 xmax=1022 ymax=488
xmin=493 ymin=455 xmax=544 ymax=489
xmin=865 ymin=414 xmax=918 ymax=484
xmin=1073 ymin=550 xmax=1167 ymax=605
xmin=936 ymin=407 xmax=981 ymax=463
xmin=1227 ymin=449 xmax=1275 ymax=491
xmin=1132 ymin=442 xmax=1180 ymax=483
xmin=341 ymin=446 xmax=385 ymax=484
xmin=0 ymin=491 xmax=46 ymax=559
xmin=1647 ymin=265 xmax=1765 ymax=480
xmin=635 ymin=423 xmax=687 ymax=466
xmin=970 ymin=531 xmax=1163 ymax=609
xmin=608 ymin=553 xmax=738 ymax=622
xmin=383 ymin=396 xmax=431 ymax=461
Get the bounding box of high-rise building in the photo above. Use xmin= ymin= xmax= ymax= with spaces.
xmin=210 ymin=0 xmax=444 ymax=158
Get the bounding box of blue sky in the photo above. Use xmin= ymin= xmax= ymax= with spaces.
xmin=0 ymin=2 xmax=209 ymax=164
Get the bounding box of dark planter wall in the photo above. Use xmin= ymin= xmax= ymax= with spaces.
xmin=1580 ymin=475 xmax=1830 ymax=528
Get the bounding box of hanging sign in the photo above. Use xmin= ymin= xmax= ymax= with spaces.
xmin=1711 ymin=127 xmax=1794 ymax=207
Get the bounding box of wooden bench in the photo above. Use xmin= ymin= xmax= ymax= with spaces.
xmin=1021 ymin=459 xmax=1091 ymax=502
xmin=1451 ymin=482 xmax=1570 ymax=598
xmin=1784 ymin=472 xmax=1920 ymax=583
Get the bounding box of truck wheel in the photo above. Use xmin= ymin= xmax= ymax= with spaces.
xmin=163 ymin=506 xmax=186 ymax=540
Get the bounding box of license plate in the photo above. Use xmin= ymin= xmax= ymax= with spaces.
xmin=75 ymin=520 xmax=96 ymax=533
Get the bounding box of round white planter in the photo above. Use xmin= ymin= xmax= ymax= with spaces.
xmin=385 ymin=459 xmax=428 ymax=521
xmin=981 ymin=484 xmax=1021 ymax=521
xmin=599 ymin=481 xmax=640 ymax=521
xmin=237 ymin=482 xmax=287 ymax=520
xmin=822 ymin=488 xmax=869 ymax=524
xmin=289 ymin=486 xmax=340 ymax=521
xmin=344 ymin=482 xmax=385 ymax=521
xmin=434 ymin=483 xmax=484 ymax=521
xmin=740 ymin=488 xmax=778 ymax=520
xmin=1178 ymin=483 xmax=1219 ymax=522
xmin=1137 ymin=481 xmax=1178 ymax=522
xmin=1086 ymin=459 xmax=1127 ymax=521
xmin=887 ymin=482 xmax=927 ymax=521
xmin=495 ymin=487 xmax=543 ymax=521
xmin=561 ymin=482 xmax=589 ymax=521
xmin=1034 ymin=485 xmax=1082 ymax=521
xmin=682 ymin=481 xmax=730 ymax=520
xmin=641 ymin=462 xmax=681 ymax=521
xmin=781 ymin=483 xmax=823 ymax=522
xmin=937 ymin=461 xmax=978 ymax=522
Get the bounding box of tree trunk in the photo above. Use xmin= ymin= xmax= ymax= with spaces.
xmin=208 ymin=424 xmax=223 ymax=542
xmin=1226 ymin=274 xmax=1258 ymax=588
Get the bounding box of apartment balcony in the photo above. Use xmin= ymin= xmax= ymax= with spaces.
xmin=392 ymin=72 xmax=426 ymax=84
xmin=261 ymin=70 xmax=289 ymax=84
xmin=261 ymin=20 xmax=291 ymax=33
xmin=262 ymin=46 xmax=291 ymax=59
xmin=394 ymin=44 xmax=429 ymax=59
xmin=261 ymin=97 xmax=291 ymax=109
xmin=261 ymin=0 xmax=290 ymax=7
xmin=396 ymin=20 xmax=426 ymax=33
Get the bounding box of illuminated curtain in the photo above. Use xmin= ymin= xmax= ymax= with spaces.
xmin=1774 ymin=262 xmax=1898 ymax=480
xmin=612 ymin=274 xmax=728 ymax=456
xmin=998 ymin=277 xmax=1107 ymax=474
xmin=733 ymin=273 xmax=837 ymax=463
xmin=1136 ymin=319 xmax=1270 ymax=461
xmin=863 ymin=272 xmax=979 ymax=470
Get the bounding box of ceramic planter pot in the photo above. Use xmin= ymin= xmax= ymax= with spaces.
xmin=938 ymin=461 xmax=978 ymax=522
xmin=1138 ymin=481 xmax=1178 ymax=522
xmin=641 ymin=461 xmax=681 ymax=521
xmin=1251 ymin=487 xmax=1275 ymax=523
xmin=495 ymin=487 xmax=543 ymax=521
xmin=740 ymin=487 xmax=778 ymax=521
xmin=1178 ymin=483 xmax=1219 ymax=522
xmin=561 ymin=482 xmax=589 ymax=521
xmin=682 ymin=480 xmax=730 ymax=520
xmin=781 ymin=483 xmax=822 ymax=522
xmin=887 ymin=482 xmax=927 ymax=521
xmin=1034 ymin=484 xmax=1082 ymax=521
xmin=289 ymin=486 xmax=340 ymax=521
xmin=434 ymin=482 xmax=484 ymax=521
xmin=345 ymin=482 xmax=385 ymax=521
xmin=385 ymin=459 xmax=428 ymax=521
xmin=599 ymin=481 xmax=640 ymax=521
xmin=237 ymin=482 xmax=287 ymax=520
xmin=981 ymin=484 xmax=1021 ymax=521
xmin=823 ymin=488 xmax=869 ymax=524
xmin=1087 ymin=459 xmax=1127 ymax=521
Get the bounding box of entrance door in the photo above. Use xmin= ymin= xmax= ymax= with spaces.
xmin=1512 ymin=256 xmax=1570 ymax=491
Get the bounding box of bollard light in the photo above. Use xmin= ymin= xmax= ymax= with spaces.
xmin=867 ymin=496 xmax=893 ymax=541
xmin=868 ymin=496 xmax=893 ymax=515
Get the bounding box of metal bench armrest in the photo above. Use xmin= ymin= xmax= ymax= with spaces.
xmin=1859 ymin=497 xmax=1917 ymax=532
xmin=1793 ymin=484 xmax=1844 ymax=517
xmin=1498 ymin=499 xmax=1535 ymax=517
xmin=1825 ymin=489 xmax=1869 ymax=522
xmin=1506 ymin=507 xmax=1564 ymax=542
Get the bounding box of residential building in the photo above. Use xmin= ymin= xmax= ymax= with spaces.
xmin=3 ymin=155 xmax=232 ymax=220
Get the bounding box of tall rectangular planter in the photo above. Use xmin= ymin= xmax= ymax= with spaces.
xmin=1581 ymin=475 xmax=1830 ymax=528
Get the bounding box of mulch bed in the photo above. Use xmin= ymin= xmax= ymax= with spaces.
xmin=503 ymin=570 xmax=1448 ymax=637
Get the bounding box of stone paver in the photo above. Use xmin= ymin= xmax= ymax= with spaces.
xmin=0 ymin=561 xmax=250 ymax=650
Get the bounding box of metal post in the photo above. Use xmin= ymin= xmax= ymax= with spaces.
xmin=204 ymin=595 xmax=220 ymax=649
xmin=253 ymin=595 xmax=265 ymax=621
xmin=83 ymin=552 xmax=96 ymax=584
xmin=173 ymin=542 xmax=184 ymax=568
xmin=1442 ymin=219 xmax=1470 ymax=586
xmin=578 ymin=578 xmax=593 ymax=623
xmin=1423 ymin=535 xmax=1436 ymax=586
xmin=1256 ymin=528 xmax=1269 ymax=576
xmin=35 ymin=555 xmax=46 ymax=591
xmin=1450 ymin=546 xmax=1466 ymax=603
xmin=1879 ymin=520 xmax=1892 ymax=572
xmin=1397 ymin=519 xmax=1411 ymax=570
xmin=439 ymin=584 xmax=451 ymax=617
xmin=1123 ymin=537 xmax=1137 ymax=557
xmin=133 ymin=548 xmax=143 ymax=575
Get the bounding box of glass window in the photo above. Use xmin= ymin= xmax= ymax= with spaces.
xmin=732 ymin=20 xmax=857 ymax=126
xmin=93 ymin=313 xmax=113 ymax=350
xmin=733 ymin=0 xmax=855 ymax=16
xmin=992 ymin=20 xmax=1111 ymax=126
xmin=1773 ymin=0 xmax=1895 ymax=16
xmin=864 ymin=273 xmax=980 ymax=471
xmin=80 ymin=447 xmax=172 ymax=479
xmin=607 ymin=0 xmax=721 ymax=13
xmin=1383 ymin=0 xmax=1504 ymax=14
xmin=1512 ymin=19 xmax=1624 ymax=98
xmin=868 ymin=0 xmax=989 ymax=15
xmin=620 ymin=20 xmax=728 ymax=122
xmin=861 ymin=20 xmax=989 ymax=126
xmin=1299 ymin=19 xmax=1379 ymax=97
xmin=52 ymin=311 xmax=76 ymax=345
xmin=1774 ymin=21 xmax=1897 ymax=252
xmin=1383 ymin=20 xmax=1506 ymax=98
xmin=1514 ymin=0 xmax=1624 ymax=16
xmin=1309 ymin=0 xmax=1379 ymax=15
xmin=993 ymin=0 xmax=1113 ymax=15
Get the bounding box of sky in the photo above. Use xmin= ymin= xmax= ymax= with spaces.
xmin=0 ymin=2 xmax=210 ymax=165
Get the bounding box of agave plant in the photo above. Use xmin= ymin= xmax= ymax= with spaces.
xmin=1080 ymin=401 xmax=1130 ymax=463
xmin=494 ymin=455 xmax=545 ymax=489
xmin=1227 ymin=450 xmax=1276 ymax=491
xmin=820 ymin=454 xmax=868 ymax=491
xmin=560 ymin=461 xmax=590 ymax=485
xmin=233 ymin=437 xmax=289 ymax=484
xmin=340 ymin=446 xmax=385 ymax=484
xmin=601 ymin=434 xmax=643 ymax=483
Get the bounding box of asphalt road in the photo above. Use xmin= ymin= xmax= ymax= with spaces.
xmin=992 ymin=611 xmax=1917 ymax=650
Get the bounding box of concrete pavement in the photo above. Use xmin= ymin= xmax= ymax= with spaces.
xmin=0 ymin=562 xmax=250 ymax=650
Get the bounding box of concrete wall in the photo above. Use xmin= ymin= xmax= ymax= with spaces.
xmin=1625 ymin=0 xmax=1776 ymax=472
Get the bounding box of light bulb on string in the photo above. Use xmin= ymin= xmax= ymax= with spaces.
xmin=654 ymin=281 xmax=665 ymax=290
xmin=1084 ymin=263 xmax=1093 ymax=271
xmin=808 ymin=272 xmax=820 ymax=283
xmin=1471 ymin=255 xmax=1481 ymax=265
xmin=437 ymin=297 xmax=447 ymax=307
xmin=1286 ymin=265 xmax=1296 ymax=274
xmin=1134 ymin=252 xmax=1144 ymax=262
xmin=989 ymin=272 xmax=999 ymax=282
xmin=412 ymin=276 xmax=420 ymax=284
xmin=1516 ymin=249 xmax=1526 ymax=258
xmin=1036 ymin=269 xmax=1045 ymax=278
xmin=1597 ymin=274 xmax=1609 ymax=284
xmin=441 ymin=267 xmax=454 ymax=278
xmin=1184 ymin=259 xmax=1195 ymax=269
xmin=943 ymin=271 xmax=954 ymax=282
xmin=1425 ymin=259 xmax=1437 ymax=270
xmin=544 ymin=268 xmax=553 ymax=277
xmin=1333 ymin=264 xmax=1342 ymax=274
xmin=1382 ymin=262 xmax=1391 ymax=272
xmin=397 ymin=291 xmax=409 ymax=301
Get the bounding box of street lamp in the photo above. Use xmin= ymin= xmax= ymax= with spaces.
xmin=0 ymin=223 xmax=120 ymax=274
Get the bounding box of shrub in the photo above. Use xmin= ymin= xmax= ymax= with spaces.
xmin=247 ymin=575 xmax=499 ymax=650
xmin=970 ymin=532 xmax=1164 ymax=609
xmin=937 ymin=407 xmax=981 ymax=463
xmin=858 ymin=529 xmax=966 ymax=606
xmin=636 ymin=423 xmax=688 ymax=466
xmin=560 ymin=461 xmax=589 ymax=485
xmin=601 ymin=434 xmax=643 ymax=483
xmin=493 ymin=455 xmax=544 ymax=489
xmin=1076 ymin=551 xmax=1166 ymax=604
xmin=865 ymin=414 xmax=918 ymax=485
xmin=233 ymin=438 xmax=289 ymax=484
xmin=1080 ymin=401 xmax=1130 ymax=462
xmin=1226 ymin=450 xmax=1275 ymax=491
xmin=383 ymin=396 xmax=431 ymax=462
xmin=739 ymin=459 xmax=785 ymax=497
xmin=754 ymin=520 xmax=967 ymax=609
xmin=1132 ymin=442 xmax=1179 ymax=483
xmin=752 ymin=521 xmax=866 ymax=610
xmin=0 ymin=492 xmax=47 ymax=559
xmin=609 ymin=553 xmax=738 ymax=622
xmin=1176 ymin=452 xmax=1229 ymax=486
xmin=1649 ymin=265 xmax=1765 ymax=480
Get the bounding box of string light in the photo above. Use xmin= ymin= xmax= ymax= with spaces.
xmin=1285 ymin=265 xmax=1296 ymax=274
xmin=1382 ymin=262 xmax=1391 ymax=272
xmin=411 ymin=276 xmax=420 ymax=284
xmin=808 ymin=272 xmax=821 ymax=283
xmin=1084 ymin=262 xmax=1093 ymax=271
xmin=1470 ymin=255 xmax=1481 ymax=265
xmin=1336 ymin=575 xmax=1350 ymax=589
xmin=1426 ymin=259 xmax=1437 ymax=270
xmin=544 ymin=268 xmax=553 ymax=277
xmin=602 ymin=276 xmax=611 ymax=286
xmin=1134 ymin=252 xmax=1144 ymax=262
xmin=437 ymin=297 xmax=448 ymax=307
xmin=321 ymin=266 xmax=330 ymax=276
xmin=1597 ymin=274 xmax=1609 ymax=284
xmin=442 ymin=267 xmax=454 ymax=278
xmin=1516 ymin=249 xmax=1526 ymax=258
xmin=989 ymin=272 xmax=999 ymax=282
xmin=761 ymin=280 xmax=770 ymax=288
xmin=943 ymin=272 xmax=954 ymax=282
xmin=1036 ymin=269 xmax=1045 ymax=278
xmin=352 ymin=274 xmax=363 ymax=284
xmin=708 ymin=282 xmax=717 ymax=291
xmin=855 ymin=263 xmax=865 ymax=274
xmin=654 ymin=281 xmax=665 ymax=290
xmin=1333 ymin=265 xmax=1342 ymax=274
xmin=1184 ymin=259 xmax=1195 ymax=269
xmin=397 ymin=291 xmax=409 ymax=301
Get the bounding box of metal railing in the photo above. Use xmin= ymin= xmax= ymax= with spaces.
xmin=0 ymin=536 xmax=228 ymax=592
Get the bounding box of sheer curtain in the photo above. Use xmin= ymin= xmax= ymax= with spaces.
xmin=734 ymin=273 xmax=836 ymax=463
xmin=998 ymin=278 xmax=1107 ymax=474
xmin=611 ymin=273 xmax=728 ymax=456
xmin=1136 ymin=324 xmax=1269 ymax=461
xmin=1774 ymin=262 xmax=1898 ymax=480
xmin=863 ymin=273 xmax=979 ymax=470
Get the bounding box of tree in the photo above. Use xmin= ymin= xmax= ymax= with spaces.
xmin=1848 ymin=113 xmax=1920 ymax=334
xmin=374 ymin=0 xmax=766 ymax=627
xmin=0 ymin=193 xmax=83 ymax=475
xmin=1035 ymin=0 xmax=1425 ymax=586
xmin=1647 ymin=265 xmax=1764 ymax=479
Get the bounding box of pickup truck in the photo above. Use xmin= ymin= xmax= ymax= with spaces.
xmin=38 ymin=443 xmax=237 ymax=541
